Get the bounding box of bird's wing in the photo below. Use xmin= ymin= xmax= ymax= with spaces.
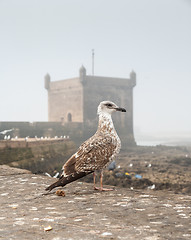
xmin=63 ymin=134 xmax=116 ymax=176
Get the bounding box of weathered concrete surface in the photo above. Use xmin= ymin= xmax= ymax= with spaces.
xmin=0 ymin=165 xmax=191 ymax=240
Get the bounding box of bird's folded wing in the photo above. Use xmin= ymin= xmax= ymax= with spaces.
xmin=77 ymin=134 xmax=113 ymax=156
xmin=63 ymin=135 xmax=116 ymax=176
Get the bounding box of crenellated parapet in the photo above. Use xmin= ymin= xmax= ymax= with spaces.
xmin=44 ymin=73 xmax=51 ymax=90
xmin=79 ymin=65 xmax=86 ymax=83
xmin=129 ymin=70 xmax=136 ymax=87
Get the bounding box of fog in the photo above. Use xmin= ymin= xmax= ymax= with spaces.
xmin=0 ymin=0 xmax=191 ymax=144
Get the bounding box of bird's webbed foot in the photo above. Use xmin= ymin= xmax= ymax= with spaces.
xmin=94 ymin=186 xmax=114 ymax=191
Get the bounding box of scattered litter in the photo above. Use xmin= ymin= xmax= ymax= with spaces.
xmin=135 ymin=208 xmax=145 ymax=211
xmin=129 ymin=163 xmax=133 ymax=167
xmin=9 ymin=204 xmax=18 ymax=209
xmin=117 ymin=165 xmax=121 ymax=169
xmin=74 ymin=197 xmax=86 ymax=200
xmin=163 ymin=204 xmax=172 ymax=207
xmin=44 ymin=225 xmax=53 ymax=231
xmin=139 ymin=194 xmax=150 ymax=198
xmin=176 ymin=210 xmax=183 ymax=213
xmin=101 ymin=232 xmax=112 ymax=236
xmin=150 ymin=221 xmax=163 ymax=225
xmin=183 ymin=234 xmax=191 ymax=237
xmin=15 ymin=217 xmax=25 ymax=221
xmin=125 ymin=172 xmax=131 ymax=179
xmin=1 ymin=192 xmax=9 ymax=196
xmin=147 ymin=163 xmax=152 ymax=168
xmin=115 ymin=172 xmax=124 ymax=178
xmin=30 ymin=207 xmax=38 ymax=211
xmin=148 ymin=214 xmax=155 ymax=217
xmin=148 ymin=184 xmax=155 ymax=190
xmin=53 ymin=172 xmax=59 ymax=178
xmin=108 ymin=161 xmax=116 ymax=170
xmin=19 ymin=178 xmax=29 ymax=182
xmin=74 ymin=219 xmax=82 ymax=222
xmin=56 ymin=189 xmax=65 ymax=197
xmin=42 ymin=218 xmax=54 ymax=222
xmin=178 ymin=213 xmax=186 ymax=217
xmin=135 ymin=174 xmax=142 ymax=179
xmin=175 ymin=224 xmax=184 ymax=228
xmin=45 ymin=172 xmax=60 ymax=178
xmin=130 ymin=187 xmax=134 ymax=190
xmin=29 ymin=182 xmax=37 ymax=185
xmin=173 ymin=205 xmax=185 ymax=209
xmin=45 ymin=173 xmax=51 ymax=178
xmin=13 ymin=221 xmax=25 ymax=226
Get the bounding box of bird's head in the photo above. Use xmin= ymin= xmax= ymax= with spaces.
xmin=97 ymin=101 xmax=126 ymax=115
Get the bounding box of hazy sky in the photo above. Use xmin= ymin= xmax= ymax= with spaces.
xmin=0 ymin=0 xmax=191 ymax=137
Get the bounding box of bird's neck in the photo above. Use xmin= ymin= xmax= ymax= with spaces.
xmin=97 ymin=112 xmax=115 ymax=134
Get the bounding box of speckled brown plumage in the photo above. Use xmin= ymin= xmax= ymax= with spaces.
xmin=64 ymin=135 xmax=116 ymax=175
xmin=45 ymin=101 xmax=126 ymax=192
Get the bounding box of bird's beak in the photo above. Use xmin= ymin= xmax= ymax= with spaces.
xmin=115 ymin=107 xmax=126 ymax=112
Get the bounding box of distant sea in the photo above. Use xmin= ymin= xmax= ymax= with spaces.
xmin=136 ymin=139 xmax=191 ymax=147
xmin=136 ymin=140 xmax=164 ymax=146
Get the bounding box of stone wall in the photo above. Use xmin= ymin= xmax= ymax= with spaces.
xmin=0 ymin=138 xmax=69 ymax=149
xmin=82 ymin=74 xmax=136 ymax=146
xmin=0 ymin=140 xmax=76 ymax=174
xmin=47 ymin=78 xmax=83 ymax=122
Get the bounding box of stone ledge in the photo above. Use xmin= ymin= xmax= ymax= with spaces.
xmin=0 ymin=165 xmax=31 ymax=175
xmin=0 ymin=165 xmax=191 ymax=240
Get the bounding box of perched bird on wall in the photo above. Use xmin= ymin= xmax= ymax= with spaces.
xmin=45 ymin=100 xmax=126 ymax=192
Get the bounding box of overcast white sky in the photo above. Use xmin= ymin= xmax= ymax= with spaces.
xmin=0 ymin=0 xmax=191 ymax=138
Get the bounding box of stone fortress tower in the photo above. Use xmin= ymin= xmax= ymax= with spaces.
xmin=45 ymin=66 xmax=136 ymax=147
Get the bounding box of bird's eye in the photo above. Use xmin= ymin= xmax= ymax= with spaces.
xmin=105 ymin=103 xmax=113 ymax=107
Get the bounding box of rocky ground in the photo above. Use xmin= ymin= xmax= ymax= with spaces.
xmin=80 ymin=145 xmax=191 ymax=195
xmin=1 ymin=141 xmax=191 ymax=195
xmin=0 ymin=165 xmax=191 ymax=240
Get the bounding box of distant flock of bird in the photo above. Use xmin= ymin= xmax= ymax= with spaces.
xmin=0 ymin=128 xmax=69 ymax=141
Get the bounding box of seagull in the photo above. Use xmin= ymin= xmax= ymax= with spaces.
xmin=0 ymin=128 xmax=14 ymax=135
xmin=45 ymin=101 xmax=126 ymax=192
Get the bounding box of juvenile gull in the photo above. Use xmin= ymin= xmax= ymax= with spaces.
xmin=45 ymin=101 xmax=126 ymax=192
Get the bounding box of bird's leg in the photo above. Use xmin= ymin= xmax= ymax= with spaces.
xmin=94 ymin=170 xmax=113 ymax=191
xmin=93 ymin=172 xmax=97 ymax=190
xmin=100 ymin=170 xmax=113 ymax=191
xmin=93 ymin=171 xmax=102 ymax=190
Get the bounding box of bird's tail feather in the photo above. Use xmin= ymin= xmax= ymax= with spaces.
xmin=45 ymin=171 xmax=93 ymax=191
